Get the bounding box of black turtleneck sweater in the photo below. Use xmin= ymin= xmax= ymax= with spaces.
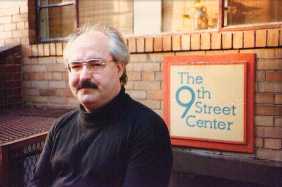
xmin=29 ymin=88 xmax=173 ymax=187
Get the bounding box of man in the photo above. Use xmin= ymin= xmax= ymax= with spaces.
xmin=29 ymin=25 xmax=173 ymax=187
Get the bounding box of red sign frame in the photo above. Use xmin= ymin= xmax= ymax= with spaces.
xmin=163 ymin=54 xmax=255 ymax=153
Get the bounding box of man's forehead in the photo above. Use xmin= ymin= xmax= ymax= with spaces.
xmin=67 ymin=31 xmax=111 ymax=61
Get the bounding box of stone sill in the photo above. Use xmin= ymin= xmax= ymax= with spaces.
xmin=27 ymin=28 xmax=282 ymax=58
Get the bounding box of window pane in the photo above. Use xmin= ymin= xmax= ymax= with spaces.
xmin=39 ymin=5 xmax=75 ymax=40
xmin=224 ymin=0 xmax=282 ymax=26
xmin=162 ymin=0 xmax=218 ymax=32
xmin=79 ymin=0 xmax=133 ymax=34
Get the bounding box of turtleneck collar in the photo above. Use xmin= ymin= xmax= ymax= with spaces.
xmin=79 ymin=87 xmax=127 ymax=128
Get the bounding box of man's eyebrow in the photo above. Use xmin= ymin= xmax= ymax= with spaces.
xmin=69 ymin=61 xmax=82 ymax=64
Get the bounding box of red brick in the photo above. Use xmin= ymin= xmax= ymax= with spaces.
xmin=200 ymin=32 xmax=210 ymax=50
xmin=255 ymin=116 xmax=274 ymax=126
xmin=49 ymin=81 xmax=67 ymax=89
xmin=136 ymin=37 xmax=144 ymax=53
xmin=147 ymin=90 xmax=163 ymax=100
xmin=256 ymin=127 xmax=282 ymax=138
xmin=181 ymin=34 xmax=190 ymax=50
xmin=37 ymin=44 xmax=44 ymax=57
xmin=52 ymin=72 xmax=63 ymax=80
xmin=0 ymin=31 xmax=12 ymax=39
xmin=0 ymin=16 xmax=12 ymax=24
xmin=257 ymin=59 xmax=282 ymax=70
xmin=280 ymin=29 xmax=282 ymax=46
xmin=243 ymin=30 xmax=255 ymax=48
xmin=153 ymin=37 xmax=162 ymax=52
xmin=12 ymin=14 xmax=27 ymax=22
xmin=275 ymin=94 xmax=282 ymax=104
xmin=256 ymin=149 xmax=282 ymax=161
xmin=233 ymin=31 xmax=243 ymax=49
xmin=162 ymin=35 xmax=172 ymax=51
xmin=127 ymin=63 xmax=160 ymax=72
xmin=43 ymin=43 xmax=50 ymax=56
xmin=264 ymin=139 xmax=282 ymax=149
xmin=46 ymin=63 xmax=66 ymax=72
xmin=126 ymin=90 xmax=146 ymax=100
xmin=255 ymin=48 xmax=282 ymax=59
xmin=29 ymin=72 xmax=46 ymax=80
xmin=23 ymin=88 xmax=39 ymax=96
xmin=265 ymin=71 xmax=282 ymax=81
xmin=274 ymin=117 xmax=282 ymax=127
xmin=130 ymin=54 xmax=148 ymax=62
xmin=16 ymin=22 xmax=25 ymax=30
xmin=55 ymin=88 xmax=73 ymax=97
xmin=39 ymin=89 xmax=56 ymax=96
xmin=191 ymin=33 xmax=200 ymax=50
xmin=172 ymin=35 xmax=181 ymax=51
xmin=145 ymin=37 xmax=153 ymax=52
xmin=222 ymin=32 xmax=232 ymax=49
xmin=155 ymin=72 xmax=162 ymax=81
xmin=255 ymin=93 xmax=274 ymax=104
xmin=264 ymin=127 xmax=282 ymax=138
xmin=256 ymin=30 xmax=267 ymax=47
xmin=55 ymin=42 xmax=63 ymax=56
xmin=267 ymin=29 xmax=279 ymax=47
xmin=255 ymin=104 xmax=282 ymax=116
xmin=31 ymin=45 xmax=38 ymax=57
xmin=127 ymin=71 xmax=141 ymax=81
xmin=255 ymin=138 xmax=263 ymax=148
xmin=124 ymin=81 xmax=134 ymax=89
xmin=134 ymin=81 xmax=161 ymax=90
xmin=256 ymin=71 xmax=265 ymax=81
xmin=50 ymin=43 xmax=56 ymax=56
xmin=142 ymin=72 xmax=155 ymax=81
xmin=3 ymin=23 xmax=17 ymax=31
xmin=258 ymin=82 xmax=282 ymax=93
xmin=211 ymin=32 xmax=221 ymax=49
xmin=140 ymin=100 xmax=161 ymax=109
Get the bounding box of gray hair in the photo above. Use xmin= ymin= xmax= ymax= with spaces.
xmin=63 ymin=24 xmax=129 ymax=85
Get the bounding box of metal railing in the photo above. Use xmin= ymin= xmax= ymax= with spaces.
xmin=0 ymin=133 xmax=47 ymax=187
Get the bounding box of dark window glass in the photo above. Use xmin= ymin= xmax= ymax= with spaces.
xmin=224 ymin=0 xmax=282 ymax=26
xmin=162 ymin=0 xmax=218 ymax=32
xmin=79 ymin=0 xmax=133 ymax=33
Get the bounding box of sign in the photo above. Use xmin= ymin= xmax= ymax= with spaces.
xmin=163 ymin=54 xmax=255 ymax=153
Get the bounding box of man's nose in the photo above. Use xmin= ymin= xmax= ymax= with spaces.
xmin=80 ymin=66 xmax=92 ymax=80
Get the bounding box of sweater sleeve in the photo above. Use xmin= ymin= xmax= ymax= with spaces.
xmin=122 ymin=112 xmax=173 ymax=187
xmin=28 ymin=128 xmax=54 ymax=187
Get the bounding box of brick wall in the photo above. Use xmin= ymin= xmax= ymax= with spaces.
xmin=0 ymin=0 xmax=29 ymax=50
xmin=24 ymin=29 xmax=282 ymax=162
xmin=0 ymin=45 xmax=22 ymax=112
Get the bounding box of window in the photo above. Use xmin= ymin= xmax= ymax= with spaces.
xmin=38 ymin=0 xmax=76 ymax=41
xmin=224 ymin=0 xmax=282 ymax=26
xmin=35 ymin=0 xmax=282 ymax=42
xmin=37 ymin=0 xmax=133 ymax=42
xmin=79 ymin=0 xmax=133 ymax=34
xmin=162 ymin=0 xmax=219 ymax=32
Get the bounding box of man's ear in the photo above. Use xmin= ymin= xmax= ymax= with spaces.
xmin=116 ymin=63 xmax=125 ymax=78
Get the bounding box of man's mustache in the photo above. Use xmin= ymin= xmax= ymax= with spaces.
xmin=77 ymin=80 xmax=98 ymax=90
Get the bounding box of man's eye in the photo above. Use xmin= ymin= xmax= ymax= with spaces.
xmin=71 ymin=65 xmax=82 ymax=70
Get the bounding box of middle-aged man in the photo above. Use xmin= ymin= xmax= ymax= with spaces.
xmin=29 ymin=25 xmax=173 ymax=187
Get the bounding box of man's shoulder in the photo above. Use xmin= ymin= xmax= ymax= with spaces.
xmin=50 ymin=108 xmax=79 ymax=133
xmin=127 ymin=95 xmax=161 ymax=119
xmin=126 ymin=95 xmax=166 ymax=129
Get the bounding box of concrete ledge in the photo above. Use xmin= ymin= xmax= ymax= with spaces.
xmin=172 ymin=149 xmax=282 ymax=187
